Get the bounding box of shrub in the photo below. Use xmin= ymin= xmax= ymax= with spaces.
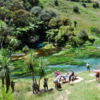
xmin=73 ymin=6 xmax=80 ymax=13
xmin=0 ymin=1 xmax=5 ymax=7
xmin=93 ymin=2 xmax=99 ymax=8
xmin=48 ymin=16 xmax=71 ymax=28
xmin=29 ymin=0 xmax=39 ymax=7
xmin=39 ymin=9 xmax=57 ymax=22
xmin=23 ymin=0 xmax=39 ymax=10
xmin=30 ymin=6 xmax=42 ymax=16
xmin=82 ymin=3 xmax=87 ymax=8
xmin=90 ymin=27 xmax=100 ymax=36
xmin=0 ymin=7 xmax=12 ymax=20
xmin=79 ymin=30 xmax=89 ymax=41
xmin=90 ymin=27 xmax=100 ymax=37
xmin=54 ymin=0 xmax=59 ymax=6
xmin=69 ymin=36 xmax=83 ymax=47
xmin=5 ymin=0 xmax=25 ymax=11
xmin=13 ymin=9 xmax=34 ymax=26
xmin=87 ymin=0 xmax=92 ymax=3
xmin=22 ymin=45 xmax=29 ymax=53
xmin=0 ymin=20 xmax=7 ymax=31
xmin=8 ymin=37 xmax=20 ymax=50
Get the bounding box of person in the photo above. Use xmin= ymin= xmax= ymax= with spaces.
xmin=95 ymin=72 xmax=100 ymax=81
xmin=32 ymin=83 xmax=39 ymax=94
xmin=11 ymin=81 xmax=15 ymax=93
xmin=43 ymin=78 xmax=48 ymax=91
xmin=55 ymin=71 xmax=61 ymax=77
xmin=32 ymin=83 xmax=36 ymax=94
xmin=54 ymin=75 xmax=62 ymax=89
xmin=68 ymin=70 xmax=75 ymax=84
xmin=86 ymin=63 xmax=90 ymax=72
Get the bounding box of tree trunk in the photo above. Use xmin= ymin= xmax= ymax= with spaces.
xmin=5 ymin=70 xmax=10 ymax=93
xmin=1 ymin=77 xmax=5 ymax=87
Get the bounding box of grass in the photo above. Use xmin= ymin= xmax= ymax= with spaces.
xmin=0 ymin=87 xmax=14 ymax=100
xmin=1 ymin=71 xmax=100 ymax=100
xmin=40 ymin=0 xmax=100 ymax=41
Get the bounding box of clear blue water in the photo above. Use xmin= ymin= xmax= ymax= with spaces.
xmin=47 ymin=58 xmax=100 ymax=73
xmin=11 ymin=58 xmax=100 ymax=79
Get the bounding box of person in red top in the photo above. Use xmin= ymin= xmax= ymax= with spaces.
xmin=55 ymin=71 xmax=61 ymax=77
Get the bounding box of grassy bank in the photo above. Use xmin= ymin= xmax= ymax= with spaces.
xmin=1 ymin=71 xmax=100 ymax=100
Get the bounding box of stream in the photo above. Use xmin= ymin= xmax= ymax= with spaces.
xmin=47 ymin=58 xmax=100 ymax=73
xmin=11 ymin=58 xmax=100 ymax=79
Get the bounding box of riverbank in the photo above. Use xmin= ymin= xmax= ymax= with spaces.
xmin=10 ymin=45 xmax=100 ymax=77
xmin=1 ymin=71 xmax=100 ymax=100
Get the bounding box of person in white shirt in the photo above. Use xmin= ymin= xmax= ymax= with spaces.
xmin=86 ymin=63 xmax=90 ymax=72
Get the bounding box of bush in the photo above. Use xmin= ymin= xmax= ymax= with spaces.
xmin=0 ymin=7 xmax=12 ymax=20
xmin=87 ymin=0 xmax=91 ymax=3
xmin=42 ymin=42 xmax=55 ymax=49
xmin=54 ymin=0 xmax=59 ymax=6
xmin=23 ymin=0 xmax=39 ymax=10
xmin=82 ymin=3 xmax=87 ymax=8
xmin=39 ymin=9 xmax=57 ymax=22
xmin=79 ymin=30 xmax=89 ymax=41
xmin=0 ymin=1 xmax=5 ymax=7
xmin=93 ymin=2 xmax=99 ymax=8
xmin=73 ymin=6 xmax=80 ymax=13
xmin=30 ymin=6 xmax=42 ymax=16
xmin=22 ymin=45 xmax=29 ymax=53
xmin=90 ymin=27 xmax=100 ymax=36
xmin=48 ymin=16 xmax=71 ymax=28
xmin=13 ymin=9 xmax=34 ymax=26
xmin=7 ymin=37 xmax=20 ymax=50
xmin=0 ymin=20 xmax=7 ymax=31
xmin=5 ymin=0 xmax=24 ymax=11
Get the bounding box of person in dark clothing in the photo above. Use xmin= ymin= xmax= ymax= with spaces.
xmin=11 ymin=81 xmax=15 ymax=92
xmin=32 ymin=83 xmax=39 ymax=94
xmin=32 ymin=83 xmax=35 ymax=94
xmin=43 ymin=78 xmax=48 ymax=91
xmin=69 ymin=71 xmax=75 ymax=84
xmin=57 ymin=82 xmax=62 ymax=89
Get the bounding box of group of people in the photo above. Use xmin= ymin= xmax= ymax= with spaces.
xmin=32 ymin=78 xmax=49 ymax=94
xmin=53 ymin=70 xmax=76 ymax=89
xmin=31 ymin=62 xmax=100 ymax=94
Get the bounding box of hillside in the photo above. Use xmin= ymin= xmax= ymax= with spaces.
xmin=40 ymin=0 xmax=100 ymax=40
xmin=0 ymin=0 xmax=100 ymax=50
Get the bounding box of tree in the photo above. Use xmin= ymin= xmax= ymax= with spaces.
xmin=25 ymin=50 xmax=49 ymax=94
xmin=12 ymin=9 xmax=34 ymax=27
xmin=5 ymin=0 xmax=25 ymax=11
xmin=0 ymin=20 xmax=7 ymax=48
xmin=37 ymin=57 xmax=49 ymax=89
xmin=0 ymin=49 xmax=12 ymax=92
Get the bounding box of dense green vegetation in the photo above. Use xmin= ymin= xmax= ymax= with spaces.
xmin=1 ymin=0 xmax=100 ymax=49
